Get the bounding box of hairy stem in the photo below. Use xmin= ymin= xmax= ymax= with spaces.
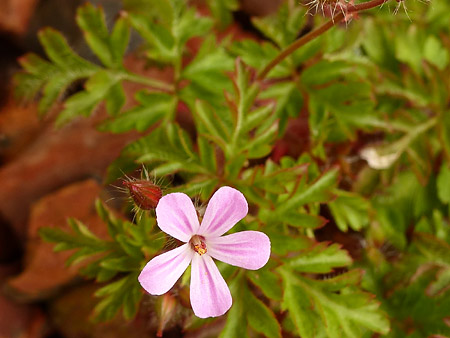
xmin=258 ymin=0 xmax=390 ymax=80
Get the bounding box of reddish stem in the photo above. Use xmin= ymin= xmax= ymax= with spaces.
xmin=257 ymin=0 xmax=390 ymax=80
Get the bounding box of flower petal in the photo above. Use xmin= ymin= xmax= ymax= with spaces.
xmin=138 ymin=244 xmax=193 ymax=295
xmin=207 ymin=231 xmax=271 ymax=270
xmin=190 ymin=254 xmax=232 ymax=318
xmin=198 ymin=186 xmax=248 ymax=237
xmin=156 ymin=192 xmax=200 ymax=242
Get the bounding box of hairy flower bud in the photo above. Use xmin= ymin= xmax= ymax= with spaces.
xmin=123 ymin=179 xmax=162 ymax=210
xmin=308 ymin=0 xmax=358 ymax=22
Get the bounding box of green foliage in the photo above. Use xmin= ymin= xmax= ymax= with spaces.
xmin=77 ymin=4 xmax=130 ymax=68
xmin=329 ymin=190 xmax=370 ymax=232
xmin=40 ymin=200 xmax=164 ymax=320
xmin=206 ymin=0 xmax=238 ymax=28
xmin=286 ymin=242 xmax=352 ymax=273
xmin=362 ymin=233 xmax=450 ymax=337
xmin=221 ymin=275 xmax=281 ymax=338
xmin=100 ymin=91 xmax=177 ymax=132
xmin=281 ymin=268 xmax=389 ymax=338
xmin=437 ymin=163 xmax=450 ymax=204
xmin=20 ymin=0 xmax=450 ymax=336
xmin=15 ymin=28 xmax=98 ymax=115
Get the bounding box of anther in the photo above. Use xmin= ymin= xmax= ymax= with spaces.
xmin=190 ymin=235 xmax=207 ymax=256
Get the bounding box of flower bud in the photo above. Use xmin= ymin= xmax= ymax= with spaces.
xmin=123 ymin=179 xmax=162 ymax=210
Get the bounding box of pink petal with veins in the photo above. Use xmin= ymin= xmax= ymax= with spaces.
xmin=207 ymin=231 xmax=271 ymax=270
xmin=198 ymin=186 xmax=248 ymax=237
xmin=190 ymin=254 xmax=232 ymax=318
xmin=156 ymin=193 xmax=199 ymax=242
xmin=138 ymin=244 xmax=193 ymax=295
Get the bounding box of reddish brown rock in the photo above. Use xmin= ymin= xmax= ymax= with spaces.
xmin=0 ymin=0 xmax=39 ymax=35
xmin=0 ymin=118 xmax=135 ymax=239
xmin=7 ymin=179 xmax=109 ymax=300
xmin=0 ymin=292 xmax=46 ymax=338
xmin=0 ymin=216 xmax=21 ymax=263
xmin=0 ymin=89 xmax=41 ymax=163
xmin=0 ymin=264 xmax=47 ymax=338
xmin=50 ymin=283 xmax=153 ymax=338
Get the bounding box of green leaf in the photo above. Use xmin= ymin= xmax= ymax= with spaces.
xmin=105 ymin=82 xmax=126 ymax=116
xmin=220 ymin=278 xmax=248 ymax=338
xmin=15 ymin=29 xmax=97 ymax=115
xmin=362 ymin=18 xmax=398 ymax=71
xmin=129 ymin=124 xmax=206 ymax=176
xmin=414 ymin=233 xmax=450 ymax=267
xmin=242 ymin=104 xmax=275 ymax=134
xmin=175 ymin=178 xmax=219 ymax=200
xmin=424 ymin=35 xmax=449 ymax=70
xmin=181 ymin=36 xmax=234 ymax=105
xmin=77 ymin=4 xmax=115 ymax=67
xmin=128 ymin=13 xmax=176 ymax=62
xmin=317 ymin=288 xmax=389 ymax=338
xmin=230 ymin=40 xmax=290 ymax=78
xmin=301 ymin=60 xmax=376 ymax=141
xmin=94 ymin=272 xmax=142 ymax=321
xmin=116 ymin=233 xmax=144 ymax=259
xmin=281 ymin=270 xmax=317 ymax=338
xmin=265 ymin=228 xmax=314 ymax=256
xmin=260 ymin=81 xmax=303 ymax=131
xmin=56 ymin=70 xmax=124 ymax=125
xmin=318 ymin=269 xmax=363 ymax=292
xmin=279 ymin=212 xmax=327 ymax=229
xmin=245 ymin=122 xmax=278 ymax=159
xmin=245 ymin=286 xmax=281 ymax=338
xmin=95 ymin=199 xmax=122 ymax=239
xmin=206 ymin=0 xmax=238 ymax=28
xmin=280 ymin=269 xmax=390 ymax=338
xmin=38 ymin=27 xmax=94 ymax=69
xmin=193 ymin=100 xmax=230 ymax=148
xmin=439 ymin=111 xmax=450 ymax=160
xmin=277 ymin=168 xmax=339 ymax=214
xmin=247 ymin=267 xmax=282 ymax=301
xmin=437 ymin=163 xmax=450 ymax=204
xmin=286 ymin=242 xmax=352 ymax=273
xmin=427 ymin=268 xmax=450 ymax=297
xmin=100 ymin=91 xmax=176 ymax=132
xmin=39 ymin=221 xmax=107 ymax=252
xmin=111 ymin=17 xmax=131 ymax=64
xmin=329 ymin=190 xmax=370 ymax=232
xmin=176 ymin=8 xmax=213 ymax=46
xmin=300 ymin=60 xmax=352 ymax=87
xmin=252 ymin=3 xmax=305 ymax=48
xmin=100 ymin=256 xmax=140 ymax=272
xmin=197 ymin=136 xmax=217 ymax=173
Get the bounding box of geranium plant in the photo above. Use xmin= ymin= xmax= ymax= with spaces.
xmin=16 ymin=0 xmax=450 ymax=336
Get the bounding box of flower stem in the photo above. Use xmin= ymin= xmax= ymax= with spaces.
xmin=257 ymin=0 xmax=390 ymax=80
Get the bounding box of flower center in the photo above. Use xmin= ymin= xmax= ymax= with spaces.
xmin=190 ymin=235 xmax=207 ymax=256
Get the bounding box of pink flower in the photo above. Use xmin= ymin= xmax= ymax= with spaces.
xmin=138 ymin=186 xmax=271 ymax=318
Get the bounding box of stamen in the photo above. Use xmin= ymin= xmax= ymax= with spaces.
xmin=190 ymin=235 xmax=207 ymax=256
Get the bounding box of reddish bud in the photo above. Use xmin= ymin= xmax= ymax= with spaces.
xmin=123 ymin=180 xmax=162 ymax=210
